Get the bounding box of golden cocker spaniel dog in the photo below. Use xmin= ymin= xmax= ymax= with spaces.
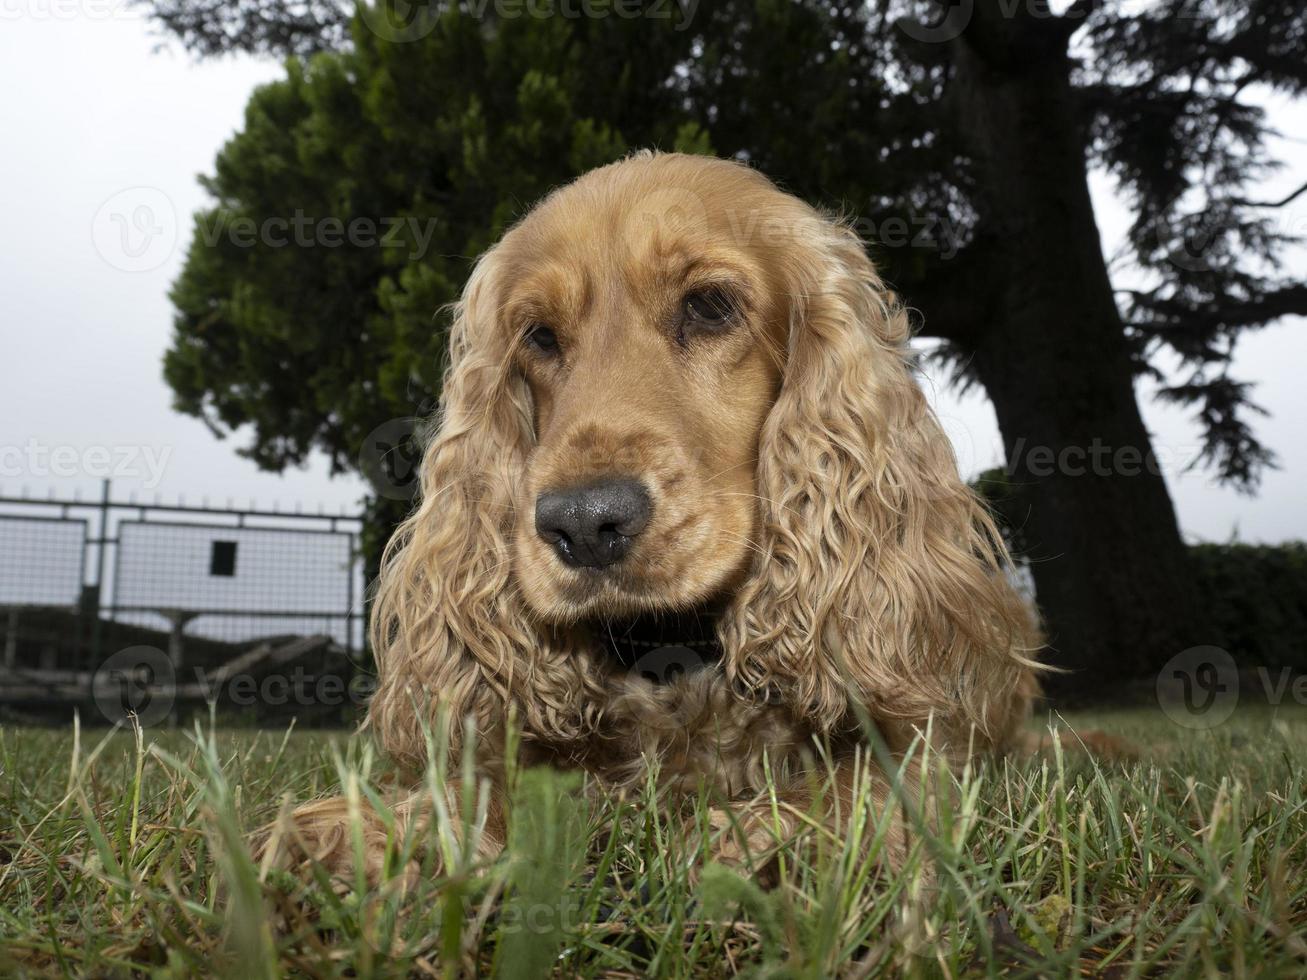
xmin=262 ymin=152 xmax=1044 ymax=885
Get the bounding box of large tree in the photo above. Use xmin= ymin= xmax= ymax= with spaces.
xmin=157 ymin=0 xmax=1306 ymax=693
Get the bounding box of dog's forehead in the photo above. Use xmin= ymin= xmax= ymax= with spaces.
xmin=502 ymin=171 xmax=787 ymax=310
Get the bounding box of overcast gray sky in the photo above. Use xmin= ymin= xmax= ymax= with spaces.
xmin=1 ymin=9 xmax=1303 ymax=541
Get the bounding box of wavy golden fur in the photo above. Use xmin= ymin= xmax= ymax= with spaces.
xmin=260 ymin=152 xmax=1047 ymax=882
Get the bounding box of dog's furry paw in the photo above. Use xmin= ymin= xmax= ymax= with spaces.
xmin=253 ymin=795 xmax=425 ymax=894
xmin=705 ymin=804 xmax=797 ymax=887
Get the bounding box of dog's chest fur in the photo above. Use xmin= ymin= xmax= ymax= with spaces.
xmin=522 ymin=615 xmax=848 ymax=800
xmin=574 ymin=669 xmax=818 ymax=799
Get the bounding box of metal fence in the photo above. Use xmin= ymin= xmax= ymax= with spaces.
xmin=0 ymin=480 xmax=367 ymax=723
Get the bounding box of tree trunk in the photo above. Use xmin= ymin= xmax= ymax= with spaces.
xmin=949 ymin=14 xmax=1211 ymax=697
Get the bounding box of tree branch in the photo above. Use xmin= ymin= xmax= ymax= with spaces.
xmin=1234 ymin=177 xmax=1307 ymax=209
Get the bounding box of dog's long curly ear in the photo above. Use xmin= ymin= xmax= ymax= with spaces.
xmin=366 ymin=252 xmax=592 ymax=775
xmin=720 ymin=216 xmax=1039 ymax=749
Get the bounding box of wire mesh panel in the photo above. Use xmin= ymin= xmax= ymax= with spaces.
xmin=112 ymin=521 xmax=354 ymax=646
xmin=0 ymin=515 xmax=86 ymax=608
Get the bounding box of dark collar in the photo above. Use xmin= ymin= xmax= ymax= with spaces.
xmin=589 ymin=607 xmax=723 ymax=684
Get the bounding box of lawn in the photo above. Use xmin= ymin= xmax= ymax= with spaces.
xmin=1 ymin=706 xmax=1305 ymax=977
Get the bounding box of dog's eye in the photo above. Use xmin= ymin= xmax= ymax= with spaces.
xmin=682 ymin=288 xmax=734 ymax=329
xmin=525 ymin=323 xmax=559 ymax=354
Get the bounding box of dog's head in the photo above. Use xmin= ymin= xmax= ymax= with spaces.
xmin=369 ymin=153 xmax=1035 ymax=769
xmin=500 ymin=157 xmax=797 ymax=621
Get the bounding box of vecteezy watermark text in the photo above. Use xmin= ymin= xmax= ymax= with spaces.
xmin=357 ymin=0 xmax=699 ymax=42
xmin=1157 ymin=646 xmax=1307 ymax=730
xmin=1 ymin=0 xmax=136 ymax=21
xmin=93 ymin=647 xmax=377 ymax=727
xmin=1003 ymin=436 xmax=1217 ymax=483
xmin=92 ymin=186 xmax=443 ymax=272
xmin=193 ymin=210 xmax=439 ymax=261
xmin=1008 ymin=437 xmax=1163 ymax=479
xmin=1 ymin=440 xmax=172 ymax=489
xmin=720 ymin=208 xmax=962 ymax=259
xmin=896 ymin=1 xmax=1196 ymax=45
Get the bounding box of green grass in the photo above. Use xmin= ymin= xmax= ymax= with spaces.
xmin=1 ymin=707 xmax=1305 ymax=977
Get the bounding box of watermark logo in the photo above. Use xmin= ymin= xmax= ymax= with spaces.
xmin=1156 ymin=645 xmax=1239 ymax=729
xmin=897 ymin=0 xmax=974 ymax=44
xmin=92 ymin=645 xmax=175 ymax=728
xmin=628 ymin=644 xmax=709 ymax=735
xmin=1149 ymin=209 xmax=1227 ymax=274
xmin=631 ymin=183 xmax=711 ymax=246
xmin=1148 ymin=206 xmax=1307 ymax=274
xmin=356 ymin=0 xmax=440 ymax=42
xmin=632 ymin=644 xmax=705 ymax=686
xmin=359 ymin=417 xmax=425 ymax=502
xmin=92 ymin=187 xmax=177 ymax=273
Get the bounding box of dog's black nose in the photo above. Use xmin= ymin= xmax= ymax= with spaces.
xmin=535 ymin=478 xmax=651 ymax=568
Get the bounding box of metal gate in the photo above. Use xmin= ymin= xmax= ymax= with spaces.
xmin=0 ymin=480 xmax=366 ymax=722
